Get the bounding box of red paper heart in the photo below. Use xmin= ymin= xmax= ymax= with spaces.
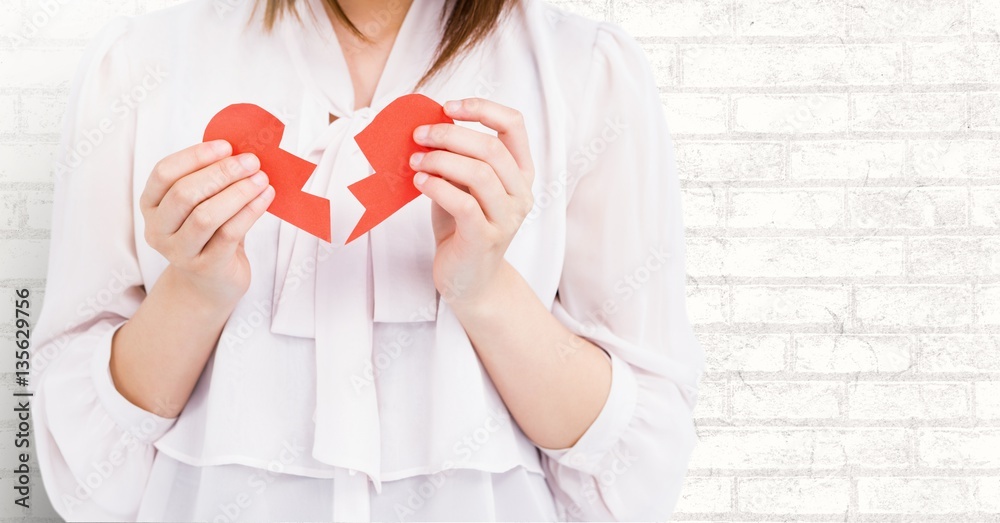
xmin=203 ymin=104 xmax=332 ymax=242
xmin=348 ymin=94 xmax=454 ymax=244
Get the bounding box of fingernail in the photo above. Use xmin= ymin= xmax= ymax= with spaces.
xmin=444 ymin=100 xmax=462 ymax=113
xmin=212 ymin=140 xmax=231 ymax=155
xmin=410 ymin=152 xmax=425 ymax=168
xmin=239 ymin=153 xmax=259 ymax=172
xmin=413 ymin=172 xmax=429 ymax=185
xmin=414 ymin=125 xmax=430 ymax=141
xmin=261 ymin=185 xmax=275 ymax=200
xmin=250 ymin=172 xmax=268 ymax=186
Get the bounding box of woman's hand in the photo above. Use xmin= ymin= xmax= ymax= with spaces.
xmin=410 ymin=98 xmax=535 ymax=309
xmin=139 ymin=140 xmax=274 ymax=309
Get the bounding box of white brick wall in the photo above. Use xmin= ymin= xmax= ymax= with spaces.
xmin=0 ymin=0 xmax=997 ymax=520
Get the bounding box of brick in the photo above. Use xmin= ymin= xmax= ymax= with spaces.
xmin=689 ymin=428 xmax=911 ymax=469
xmin=687 ymin=238 xmax=903 ymax=278
xmin=848 ymin=382 xmax=969 ymax=420
xmin=618 ymin=0 xmax=732 ymax=38
xmin=733 ymin=285 xmax=849 ymax=325
xmin=0 ymin=142 xmax=58 ymax=183
xmin=24 ymin=191 xmax=53 ymax=230
xmin=0 ymin=240 xmax=50 ymax=280
xmin=0 ymin=191 xmax=50 ymax=231
xmin=918 ymin=335 xmax=1000 ymax=373
xmin=851 ymin=93 xmax=967 ymax=133
xmin=971 ymin=93 xmax=1000 ymax=131
xmin=858 ymin=477 xmax=1000 ymax=514
xmin=0 ymin=3 xmax=25 ymax=47
xmin=972 ymin=188 xmax=1000 ymax=227
xmin=919 ymin=429 xmax=1000 ymax=468
xmin=0 ymin=95 xmax=17 ymax=134
xmin=907 ymin=140 xmax=1000 ymax=178
xmin=675 ymin=477 xmax=731 ymax=514
xmin=686 ymin=285 xmax=729 ymax=325
xmin=675 ymin=141 xmax=785 ymax=181
xmin=640 ymin=43 xmax=678 ymax=87
xmin=0 ymin=48 xmax=84 ymax=89
xmin=734 ymin=0 xmax=845 ymax=37
xmin=847 ymin=0 xmax=968 ymax=37
xmin=729 ymin=189 xmax=845 ymax=229
xmin=978 ymin=285 xmax=1000 ymax=325
xmin=700 ymin=334 xmax=787 ymax=372
xmin=738 ymin=477 xmax=850 ymax=514
xmin=732 ymin=381 xmax=842 ymax=419
xmin=910 ymin=238 xmax=1000 ymax=278
xmin=972 ymin=0 xmax=1000 ymax=36
xmin=681 ymin=188 xmax=725 ymax=228
xmin=795 ymin=335 xmax=912 ymax=373
xmin=976 ymin=382 xmax=1000 ymax=419
xmin=848 ymin=188 xmax=967 ymax=229
xmin=734 ymin=94 xmax=848 ymax=134
xmin=21 ymin=93 xmax=67 ymax=135
xmin=0 ymin=192 xmax=19 ymax=230
xmin=662 ymin=94 xmax=728 ymax=135
xmin=693 ymin=379 xmax=726 ymax=419
xmin=855 ymin=285 xmax=974 ymax=327
xmin=789 ymin=141 xmax=904 ymax=180
xmin=912 ymin=43 xmax=1000 ymax=84
xmin=681 ymin=44 xmax=901 ymax=86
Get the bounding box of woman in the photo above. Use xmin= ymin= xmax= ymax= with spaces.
xmin=31 ymin=0 xmax=704 ymax=520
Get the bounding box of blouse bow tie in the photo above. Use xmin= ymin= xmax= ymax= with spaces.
xmin=261 ymin=0 xmax=543 ymax=491
xmin=269 ymin=105 xmax=439 ymax=490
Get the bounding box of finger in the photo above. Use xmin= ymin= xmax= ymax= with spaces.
xmin=413 ymin=171 xmax=489 ymax=238
xmin=411 ymin=150 xmax=509 ymax=223
xmin=141 ymin=140 xmax=232 ymax=209
xmin=202 ymin=185 xmax=276 ymax=259
xmin=154 ymin=153 xmax=260 ymax=235
xmin=413 ymin=123 xmax=527 ymax=198
xmin=442 ymin=98 xmax=533 ymax=173
xmin=172 ymin=171 xmax=270 ymax=257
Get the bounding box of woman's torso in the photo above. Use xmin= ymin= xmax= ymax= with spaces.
xmin=108 ymin=0 xmax=605 ymax=517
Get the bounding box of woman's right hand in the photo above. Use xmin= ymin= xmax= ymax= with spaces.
xmin=139 ymin=139 xmax=274 ymax=308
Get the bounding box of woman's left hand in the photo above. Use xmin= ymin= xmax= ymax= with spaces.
xmin=410 ymin=98 xmax=535 ymax=309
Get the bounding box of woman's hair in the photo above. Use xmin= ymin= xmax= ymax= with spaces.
xmin=261 ymin=0 xmax=518 ymax=86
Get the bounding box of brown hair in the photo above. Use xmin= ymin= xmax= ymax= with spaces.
xmin=261 ymin=0 xmax=517 ymax=86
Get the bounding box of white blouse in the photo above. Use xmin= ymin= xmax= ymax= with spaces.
xmin=29 ymin=0 xmax=705 ymax=520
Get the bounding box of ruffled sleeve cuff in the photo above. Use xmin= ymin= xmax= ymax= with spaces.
xmin=536 ymin=349 xmax=639 ymax=476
